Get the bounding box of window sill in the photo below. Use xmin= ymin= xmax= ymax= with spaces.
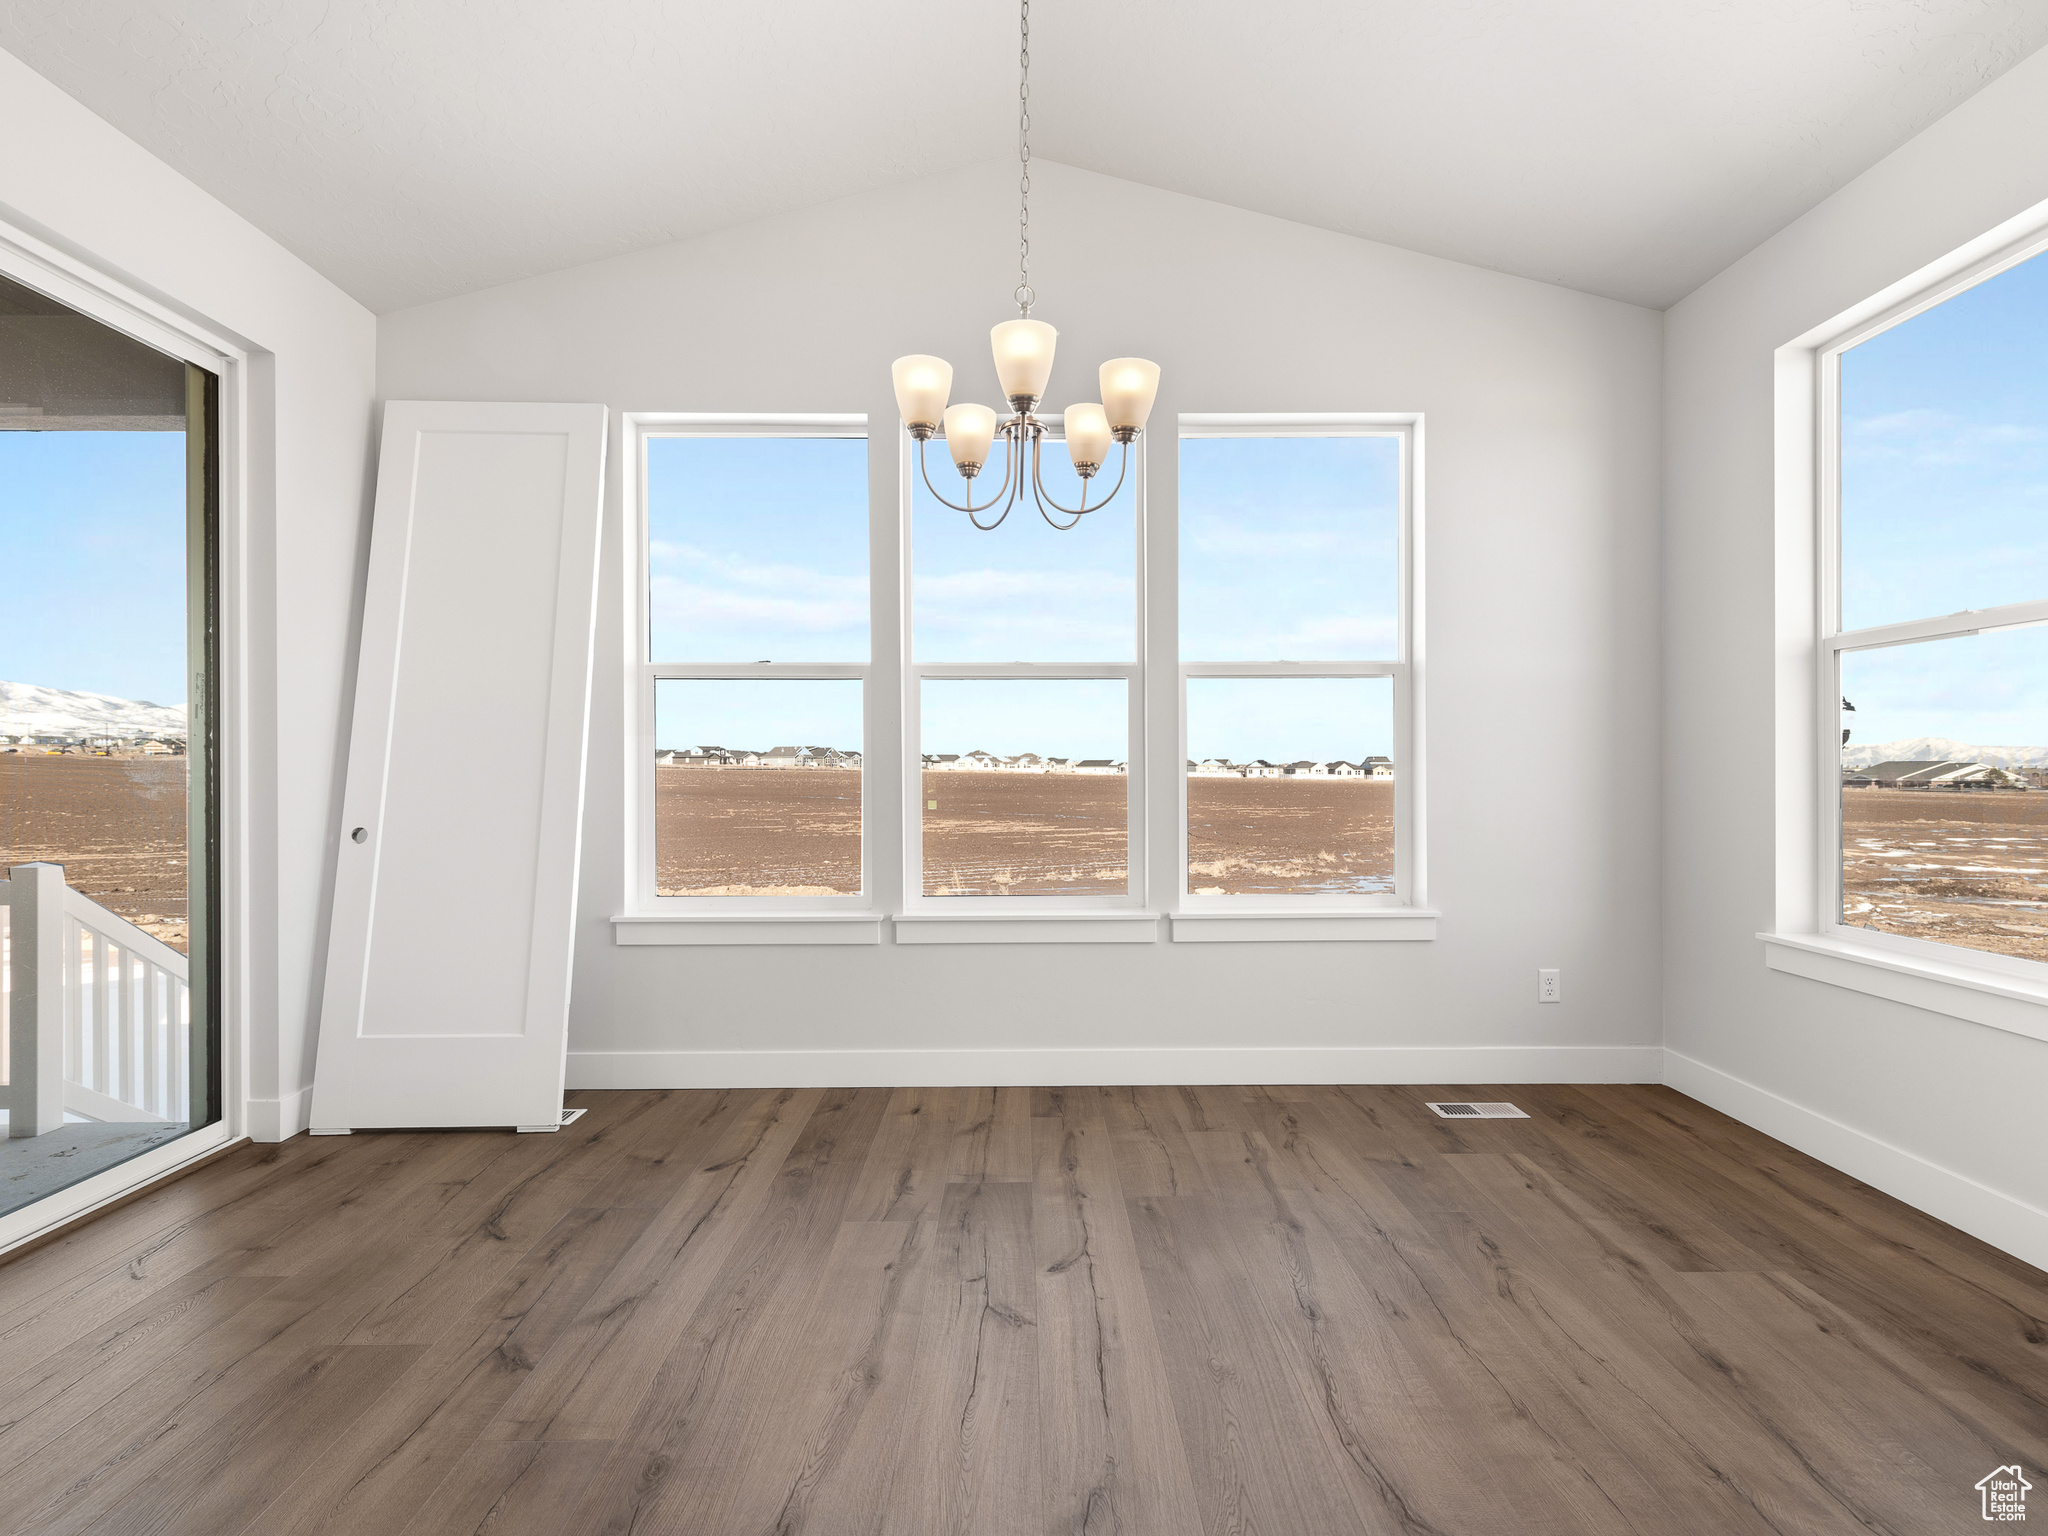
xmin=1759 ymin=932 xmax=2048 ymax=1045
xmin=612 ymin=913 xmax=884 ymax=946
xmin=1171 ymin=909 xmax=1438 ymax=943
xmin=892 ymin=912 xmax=1162 ymax=945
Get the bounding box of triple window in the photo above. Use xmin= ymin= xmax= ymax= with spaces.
xmin=629 ymin=412 xmax=1420 ymax=927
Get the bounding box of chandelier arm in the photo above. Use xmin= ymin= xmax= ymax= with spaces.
xmin=962 ymin=433 xmax=1025 ymax=532
xmin=1027 ymin=432 xmax=1087 ymax=528
xmin=917 ymin=431 xmax=1016 ymax=516
xmin=1029 ymin=435 xmax=1129 ymax=520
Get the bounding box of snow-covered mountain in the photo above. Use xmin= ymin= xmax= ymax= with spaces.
xmin=0 ymin=682 xmax=186 ymax=741
xmin=1842 ymin=736 xmax=2048 ymax=770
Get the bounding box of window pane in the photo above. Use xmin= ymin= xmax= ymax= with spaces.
xmin=1186 ymin=677 xmax=1394 ymax=895
xmin=3 ymin=433 xmax=191 ymax=949
xmin=1839 ymin=626 xmax=2048 ymax=961
xmin=653 ymin=679 xmax=862 ymax=895
xmin=921 ymin=679 xmax=1127 ymax=895
xmin=1181 ymin=436 xmax=1399 ymax=661
xmin=1840 ymin=251 xmax=2048 ymax=631
xmin=648 ymin=436 xmax=868 ymax=662
xmin=911 ymin=429 xmax=1135 ymax=661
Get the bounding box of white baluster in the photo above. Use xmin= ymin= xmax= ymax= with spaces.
xmin=91 ymin=928 xmax=110 ymax=1100
xmin=142 ymin=960 xmax=162 ymax=1119
xmin=6 ymin=864 xmax=68 ymax=1137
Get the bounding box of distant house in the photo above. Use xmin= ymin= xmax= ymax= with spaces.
xmin=654 ymin=750 xmax=677 ymax=765
xmin=763 ymin=745 xmax=802 ymax=768
xmin=1242 ymin=760 xmax=1286 ymax=778
xmin=1364 ymin=756 xmax=1394 ymax=779
xmin=1008 ymin=753 xmax=1045 ymax=772
xmin=1073 ymin=759 xmax=1126 ymax=775
xmin=1283 ymin=760 xmax=1317 ymax=775
xmin=1043 ymin=757 xmax=1073 ymax=772
xmin=927 ymin=753 xmax=962 ymax=770
xmin=1192 ymin=758 xmax=1237 ymax=777
xmin=1308 ymin=760 xmax=1363 ymax=777
xmin=961 ymin=749 xmax=1001 ymax=769
xmin=139 ymin=740 xmax=177 ymax=756
xmin=1860 ymin=759 xmax=2016 ymax=789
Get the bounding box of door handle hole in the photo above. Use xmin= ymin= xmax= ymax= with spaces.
xmin=351 ymin=827 xmax=368 ymax=844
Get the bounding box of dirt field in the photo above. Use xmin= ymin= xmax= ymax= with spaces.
xmin=656 ymin=766 xmax=862 ymax=895
xmin=655 ymin=765 xmax=1394 ymax=897
xmin=1842 ymin=787 xmax=2048 ymax=961
xmin=924 ymin=771 xmax=1128 ymax=895
xmin=1189 ymin=775 xmax=1394 ymax=894
xmin=0 ymin=754 xmax=190 ymax=951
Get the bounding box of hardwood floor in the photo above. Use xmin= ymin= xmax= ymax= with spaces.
xmin=0 ymin=1084 xmax=2041 ymax=1534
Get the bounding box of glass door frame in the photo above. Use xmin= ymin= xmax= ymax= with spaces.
xmin=0 ymin=220 xmax=251 ymax=1256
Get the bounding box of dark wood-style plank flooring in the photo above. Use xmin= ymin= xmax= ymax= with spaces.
xmin=0 ymin=1084 xmax=2042 ymax=1534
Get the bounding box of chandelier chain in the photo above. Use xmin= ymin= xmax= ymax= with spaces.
xmin=1016 ymin=0 xmax=1033 ymax=316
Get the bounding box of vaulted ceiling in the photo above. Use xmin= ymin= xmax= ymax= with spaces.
xmin=4 ymin=1 xmax=2044 ymax=313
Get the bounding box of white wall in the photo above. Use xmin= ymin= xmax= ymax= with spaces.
xmin=1664 ymin=52 xmax=2048 ymax=1261
xmin=0 ymin=48 xmax=377 ymax=1139
xmin=378 ymin=161 xmax=1664 ymax=1084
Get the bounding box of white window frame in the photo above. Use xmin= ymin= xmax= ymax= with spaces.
xmin=1766 ymin=205 xmax=2048 ymax=1044
xmin=615 ymin=407 xmax=1434 ymax=946
xmin=895 ymin=415 xmax=1161 ymax=943
xmin=1170 ymin=414 xmax=1433 ymax=943
xmin=616 ymin=413 xmax=883 ymax=945
xmin=1814 ymin=232 xmax=2048 ymax=983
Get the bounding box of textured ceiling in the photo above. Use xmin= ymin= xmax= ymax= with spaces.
xmin=3 ymin=1 xmax=2045 ymax=312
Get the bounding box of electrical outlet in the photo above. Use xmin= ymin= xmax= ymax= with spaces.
xmin=1537 ymin=968 xmax=1562 ymax=1004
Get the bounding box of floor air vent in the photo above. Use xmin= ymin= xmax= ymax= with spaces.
xmin=1426 ymin=1102 xmax=1528 ymax=1119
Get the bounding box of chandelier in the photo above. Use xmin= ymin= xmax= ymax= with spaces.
xmin=890 ymin=0 xmax=1160 ymax=531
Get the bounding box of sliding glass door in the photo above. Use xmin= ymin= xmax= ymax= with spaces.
xmin=0 ymin=270 xmax=219 ymax=1220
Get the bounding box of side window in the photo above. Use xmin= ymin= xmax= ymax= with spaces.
xmin=1830 ymin=250 xmax=2048 ymax=965
xmin=1178 ymin=429 xmax=1412 ymax=903
xmin=642 ymin=430 xmax=869 ymax=902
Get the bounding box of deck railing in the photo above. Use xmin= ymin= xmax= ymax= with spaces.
xmin=2 ymin=863 xmax=189 ymax=1137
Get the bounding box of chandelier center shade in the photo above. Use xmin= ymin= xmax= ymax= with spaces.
xmin=889 ymin=0 xmax=1160 ymax=532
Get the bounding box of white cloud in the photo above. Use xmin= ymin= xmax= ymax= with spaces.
xmin=650 ymin=580 xmax=868 ymax=633
xmin=1843 ymin=411 xmax=2048 ymax=469
xmin=913 ymin=567 xmax=1131 ymax=604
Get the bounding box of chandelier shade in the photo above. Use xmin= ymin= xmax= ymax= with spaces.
xmin=1063 ymin=403 xmax=1112 ymax=472
xmin=890 ymin=355 xmax=953 ymax=431
xmin=943 ymin=403 xmax=999 ymax=472
xmin=990 ymin=319 xmax=1058 ymax=404
xmin=1099 ymin=358 xmax=1162 ymax=435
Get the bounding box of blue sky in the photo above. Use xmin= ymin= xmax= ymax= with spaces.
xmin=1839 ymin=248 xmax=2048 ymax=747
xmin=0 ymin=431 xmax=187 ymax=706
xmin=1843 ymin=622 xmax=2048 ymax=751
xmin=1181 ymin=436 xmax=1400 ymax=662
xmin=912 ymin=431 xmax=1136 ymax=662
xmin=649 ymin=430 xmax=1399 ymax=760
xmin=922 ymin=678 xmax=1126 ymax=759
xmin=1188 ymin=677 xmax=1392 ymax=764
xmin=649 ymin=435 xmax=869 ymax=662
xmin=656 ymin=677 xmax=862 ymax=754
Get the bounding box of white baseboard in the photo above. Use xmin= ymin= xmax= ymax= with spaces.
xmin=566 ymin=1044 xmax=1664 ymax=1091
xmin=1663 ymin=1049 xmax=2048 ymax=1272
xmin=245 ymin=1083 xmax=312 ymax=1143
